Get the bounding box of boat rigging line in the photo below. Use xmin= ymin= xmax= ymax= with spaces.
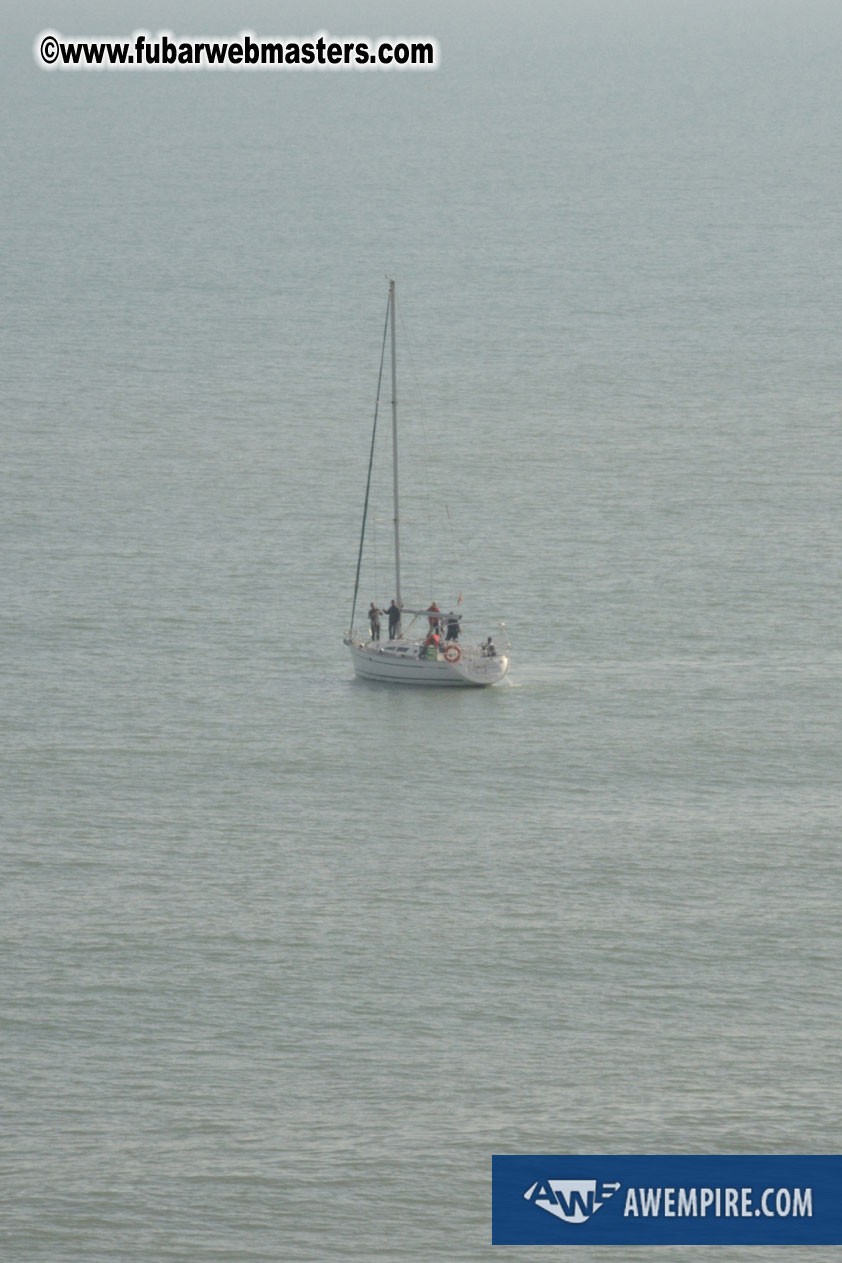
xmin=349 ymin=290 xmax=391 ymax=635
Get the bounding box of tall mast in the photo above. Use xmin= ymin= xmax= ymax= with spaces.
xmin=389 ymin=279 xmax=402 ymax=606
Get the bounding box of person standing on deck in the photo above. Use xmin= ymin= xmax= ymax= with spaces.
xmin=445 ymin=612 xmax=460 ymax=641
xmin=426 ymin=601 xmax=441 ymax=633
xmin=386 ymin=600 xmax=401 ymax=639
xmin=368 ymin=604 xmax=382 ymax=640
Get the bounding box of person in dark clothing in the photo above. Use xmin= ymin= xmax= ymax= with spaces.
xmin=386 ymin=600 xmax=401 ymax=639
xmin=446 ymin=612 xmax=460 ymax=641
xmin=368 ymin=603 xmax=382 ymax=640
xmin=482 ymin=637 xmax=496 ymax=657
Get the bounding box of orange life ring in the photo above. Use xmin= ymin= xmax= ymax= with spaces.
xmin=444 ymin=644 xmax=461 ymax=663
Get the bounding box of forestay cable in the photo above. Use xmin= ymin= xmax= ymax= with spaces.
xmin=349 ymin=294 xmax=391 ymax=634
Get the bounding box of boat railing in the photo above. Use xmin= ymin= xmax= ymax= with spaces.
xmin=348 ymin=627 xmax=507 ymax=661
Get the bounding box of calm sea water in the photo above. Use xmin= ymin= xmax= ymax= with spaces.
xmin=3 ymin=2 xmax=841 ymax=1259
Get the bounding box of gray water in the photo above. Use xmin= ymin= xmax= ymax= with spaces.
xmin=3 ymin=1 xmax=841 ymax=1259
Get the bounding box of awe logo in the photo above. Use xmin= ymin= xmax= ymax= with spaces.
xmin=523 ymin=1178 xmax=621 ymax=1224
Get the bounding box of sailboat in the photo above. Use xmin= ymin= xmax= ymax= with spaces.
xmin=343 ymin=281 xmax=510 ymax=686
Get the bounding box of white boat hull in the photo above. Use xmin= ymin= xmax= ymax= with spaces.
xmin=347 ymin=639 xmax=509 ymax=687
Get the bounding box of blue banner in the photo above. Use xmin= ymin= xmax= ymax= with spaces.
xmin=492 ymin=1155 xmax=842 ymax=1245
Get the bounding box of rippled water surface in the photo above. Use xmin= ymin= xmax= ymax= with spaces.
xmin=3 ymin=2 xmax=841 ymax=1259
